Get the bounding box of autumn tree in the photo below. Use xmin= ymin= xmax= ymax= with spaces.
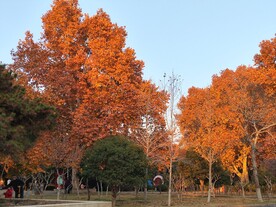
xmin=211 ymin=66 xmax=276 ymax=202
xmin=10 ymin=0 xmax=144 ymax=188
xmin=253 ymin=35 xmax=276 ymax=198
xmin=160 ymin=72 xmax=183 ymax=206
xmin=254 ymin=35 xmax=276 ymax=159
xmin=130 ymin=80 xmax=169 ymax=200
xmin=209 ymin=69 xmax=251 ymax=197
xmin=177 ymin=86 xmax=239 ymax=202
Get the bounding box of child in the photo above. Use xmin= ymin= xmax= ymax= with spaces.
xmin=4 ymin=187 xmax=13 ymax=198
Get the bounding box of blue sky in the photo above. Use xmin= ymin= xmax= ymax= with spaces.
xmin=1 ymin=0 xmax=276 ymax=95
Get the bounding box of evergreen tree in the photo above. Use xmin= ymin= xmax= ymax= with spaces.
xmin=0 ymin=63 xmax=56 ymax=162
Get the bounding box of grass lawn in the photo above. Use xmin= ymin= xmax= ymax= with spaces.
xmin=25 ymin=190 xmax=276 ymax=207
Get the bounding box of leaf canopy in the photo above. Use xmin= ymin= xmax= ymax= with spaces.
xmin=81 ymin=135 xmax=147 ymax=187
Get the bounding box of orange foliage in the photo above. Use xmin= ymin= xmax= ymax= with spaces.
xmin=11 ymin=0 xmax=145 ymax=168
xmin=254 ymin=36 xmax=276 ymax=97
xmin=177 ymin=86 xmax=240 ymax=202
xmin=178 ymin=61 xmax=276 ymax=202
xmin=210 ymin=64 xmax=276 ymax=201
xmin=178 ymin=86 xmax=240 ymax=162
xmin=253 ymin=35 xmax=276 ymax=159
xmin=212 ymin=66 xmax=276 ymax=159
xmin=131 ymin=80 xmax=169 ymax=166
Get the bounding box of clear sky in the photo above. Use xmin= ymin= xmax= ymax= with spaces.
xmin=1 ymin=0 xmax=276 ymax=95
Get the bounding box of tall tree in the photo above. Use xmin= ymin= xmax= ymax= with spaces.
xmin=131 ymin=80 xmax=169 ymax=200
xmin=177 ymin=86 xmax=239 ymax=202
xmin=211 ymin=66 xmax=276 ymax=202
xmin=162 ymin=72 xmax=182 ymax=206
xmin=10 ymin=0 xmax=144 ymax=185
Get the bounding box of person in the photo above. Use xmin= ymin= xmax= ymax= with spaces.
xmin=6 ymin=176 xmax=24 ymax=198
xmin=64 ymin=178 xmax=72 ymax=194
xmin=4 ymin=187 xmax=13 ymax=198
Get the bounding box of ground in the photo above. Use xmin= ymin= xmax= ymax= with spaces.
xmin=0 ymin=189 xmax=275 ymax=206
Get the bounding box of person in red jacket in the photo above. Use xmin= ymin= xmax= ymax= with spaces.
xmin=4 ymin=187 xmax=13 ymax=198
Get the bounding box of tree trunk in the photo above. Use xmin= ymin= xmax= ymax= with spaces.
xmin=72 ymin=167 xmax=80 ymax=196
xmin=86 ymin=178 xmax=90 ymax=200
xmin=144 ymin=167 xmax=148 ymax=201
xmin=207 ymin=159 xmax=212 ymax=203
xmin=251 ymin=143 xmax=263 ymax=202
xmin=112 ymin=196 xmax=116 ymax=207
xmin=199 ymin=179 xmax=205 ymax=192
xmin=240 ymin=155 xmax=249 ymax=198
xmin=111 ymin=186 xmax=118 ymax=207
xmin=264 ymin=176 xmax=272 ymax=198
xmin=56 ymin=169 xmax=62 ymax=200
xmin=241 ymin=185 xmax=245 ymax=198
xmin=168 ymin=155 xmax=172 ymax=206
xmin=100 ymin=181 xmax=103 ymax=196
xmin=106 ymin=185 xmax=109 ymax=196
xmin=228 ymin=174 xmax=234 ymax=195
xmin=135 ymin=186 xmax=139 ymax=198
xmin=97 ymin=182 xmax=100 ymax=196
